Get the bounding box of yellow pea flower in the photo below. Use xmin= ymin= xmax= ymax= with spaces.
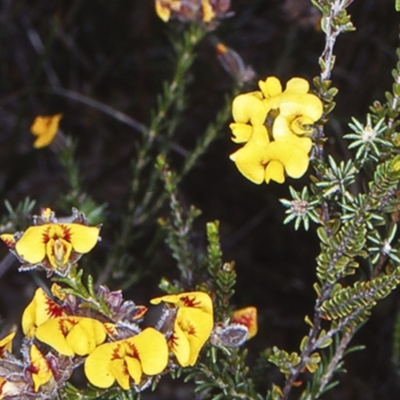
xmin=155 ymin=0 xmax=181 ymax=22
xmin=30 ymin=114 xmax=62 ymax=149
xmin=35 ymin=316 xmax=107 ymax=356
xmin=22 ymin=287 xmax=66 ymax=338
xmin=229 ymin=76 xmax=323 ymax=184
xmin=8 ymin=216 xmax=100 ymax=275
xmin=232 ymin=307 xmax=258 ymax=340
xmin=151 ymin=291 xmax=214 ymax=367
xmin=28 ymin=345 xmax=54 ymax=392
xmin=151 ymin=291 xmax=213 ymax=315
xmin=84 ymin=328 xmax=168 ymax=389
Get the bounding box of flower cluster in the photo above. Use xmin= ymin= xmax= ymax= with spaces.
xmin=155 ymin=0 xmax=231 ymax=23
xmin=229 ymin=76 xmax=323 ymax=184
xmin=0 ymin=208 xmax=256 ymax=398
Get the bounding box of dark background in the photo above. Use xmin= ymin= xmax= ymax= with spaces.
xmin=0 ymin=1 xmax=399 ymax=399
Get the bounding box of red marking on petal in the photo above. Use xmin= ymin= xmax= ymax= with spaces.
xmin=45 ymin=297 xmax=64 ymax=318
xmin=180 ymin=296 xmax=200 ymax=308
xmin=60 ymin=225 xmax=71 ymax=241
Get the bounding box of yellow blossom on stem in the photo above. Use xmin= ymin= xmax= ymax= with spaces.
xmin=30 ymin=114 xmax=62 ymax=149
xmin=155 ymin=0 xmax=229 ymax=23
xmin=15 ymin=222 xmax=100 ymax=274
xmin=229 ymin=76 xmax=323 ymax=184
xmin=22 ymin=287 xmax=66 ymax=337
xmin=1 ymin=208 xmax=101 ymax=276
xmin=84 ymin=327 xmax=168 ymax=389
xmin=151 ymin=291 xmax=213 ymax=366
xmin=28 ymin=345 xmax=54 ymax=392
xmin=155 ymin=0 xmax=181 ymax=21
xmin=35 ymin=316 xmax=107 ymax=356
xmin=232 ymin=307 xmax=258 ymax=339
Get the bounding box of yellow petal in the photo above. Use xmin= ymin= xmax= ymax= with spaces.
xmin=35 ymin=318 xmax=75 ymax=356
xmin=230 ymin=125 xmax=270 ymax=185
xmin=22 ymin=287 xmax=65 ymax=337
xmin=266 ymin=142 xmax=310 ymax=179
xmin=46 ymin=238 xmax=73 ymax=271
xmin=0 ymin=234 xmax=15 ymax=247
xmin=177 ymin=308 xmax=213 ymax=366
xmin=133 ymin=328 xmax=168 ymax=375
xmin=125 ymin=356 xmax=142 ymax=385
xmin=232 ymin=307 xmax=258 ymax=339
xmin=169 ymin=322 xmax=191 ymax=367
xmin=66 ymin=223 xmax=100 ymax=254
xmin=265 ymin=160 xmax=285 ymax=183
xmin=66 ymin=318 xmax=107 ymax=356
xmin=155 ymin=1 xmax=171 ymax=22
xmin=229 ymin=123 xmax=253 ymax=144
xmin=150 ymin=294 xmax=179 ymax=306
xmin=0 ymin=330 xmax=16 ymax=357
xmin=84 ymin=342 xmax=115 ymax=388
xmin=232 ymin=93 xmax=266 ymax=125
xmin=176 ymin=292 xmax=213 ymax=315
xmin=272 ymin=116 xmax=313 ymax=153
xmin=110 ymin=358 xmax=131 ymax=390
xmin=15 ymin=225 xmax=48 ymax=264
xmin=285 ymin=78 xmax=309 ymax=94
xmin=29 ymin=345 xmax=53 ymax=392
xmin=202 ymin=0 xmax=215 ymax=22
xmin=31 ymin=114 xmax=62 ymax=149
xmin=259 ymin=76 xmax=282 ymax=98
xmin=279 ymin=93 xmax=323 ymax=122
xmin=36 ymin=317 xmax=106 ymax=356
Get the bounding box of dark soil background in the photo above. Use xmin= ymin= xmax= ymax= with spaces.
xmin=0 ymin=1 xmax=399 ymax=399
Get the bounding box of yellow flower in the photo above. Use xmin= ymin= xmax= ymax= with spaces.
xmin=229 ymin=76 xmax=323 ymax=184
xmin=0 ymin=329 xmax=16 ymax=357
xmin=151 ymin=291 xmax=213 ymax=367
xmin=35 ymin=316 xmax=107 ymax=356
xmin=232 ymin=307 xmax=258 ymax=340
xmin=22 ymin=287 xmax=66 ymax=337
xmin=9 ymin=209 xmax=100 ymax=275
xmin=30 ymin=114 xmax=62 ymax=149
xmin=155 ymin=0 xmax=181 ymax=22
xmin=84 ymin=327 xmax=168 ymax=389
xmin=28 ymin=345 xmax=54 ymax=392
xmin=155 ymin=0 xmax=226 ymax=23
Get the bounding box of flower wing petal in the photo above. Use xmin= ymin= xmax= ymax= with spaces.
xmin=229 ymin=123 xmax=253 ymax=143
xmin=67 ymin=318 xmax=106 ymax=356
xmin=285 ymin=78 xmax=309 ymax=94
xmin=265 ymin=160 xmax=285 ymax=183
xmin=232 ymin=93 xmax=266 ymax=125
xmin=66 ymin=224 xmax=100 ymax=254
xmin=84 ymin=342 xmax=115 ymax=388
xmin=125 ymin=356 xmax=142 ymax=385
xmin=15 ymin=225 xmax=48 ymax=264
xmin=133 ymin=328 xmax=168 ymax=376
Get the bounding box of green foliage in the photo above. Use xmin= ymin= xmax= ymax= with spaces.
xmin=320 ymin=269 xmax=400 ymax=328
xmin=205 ymin=221 xmax=236 ymax=321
